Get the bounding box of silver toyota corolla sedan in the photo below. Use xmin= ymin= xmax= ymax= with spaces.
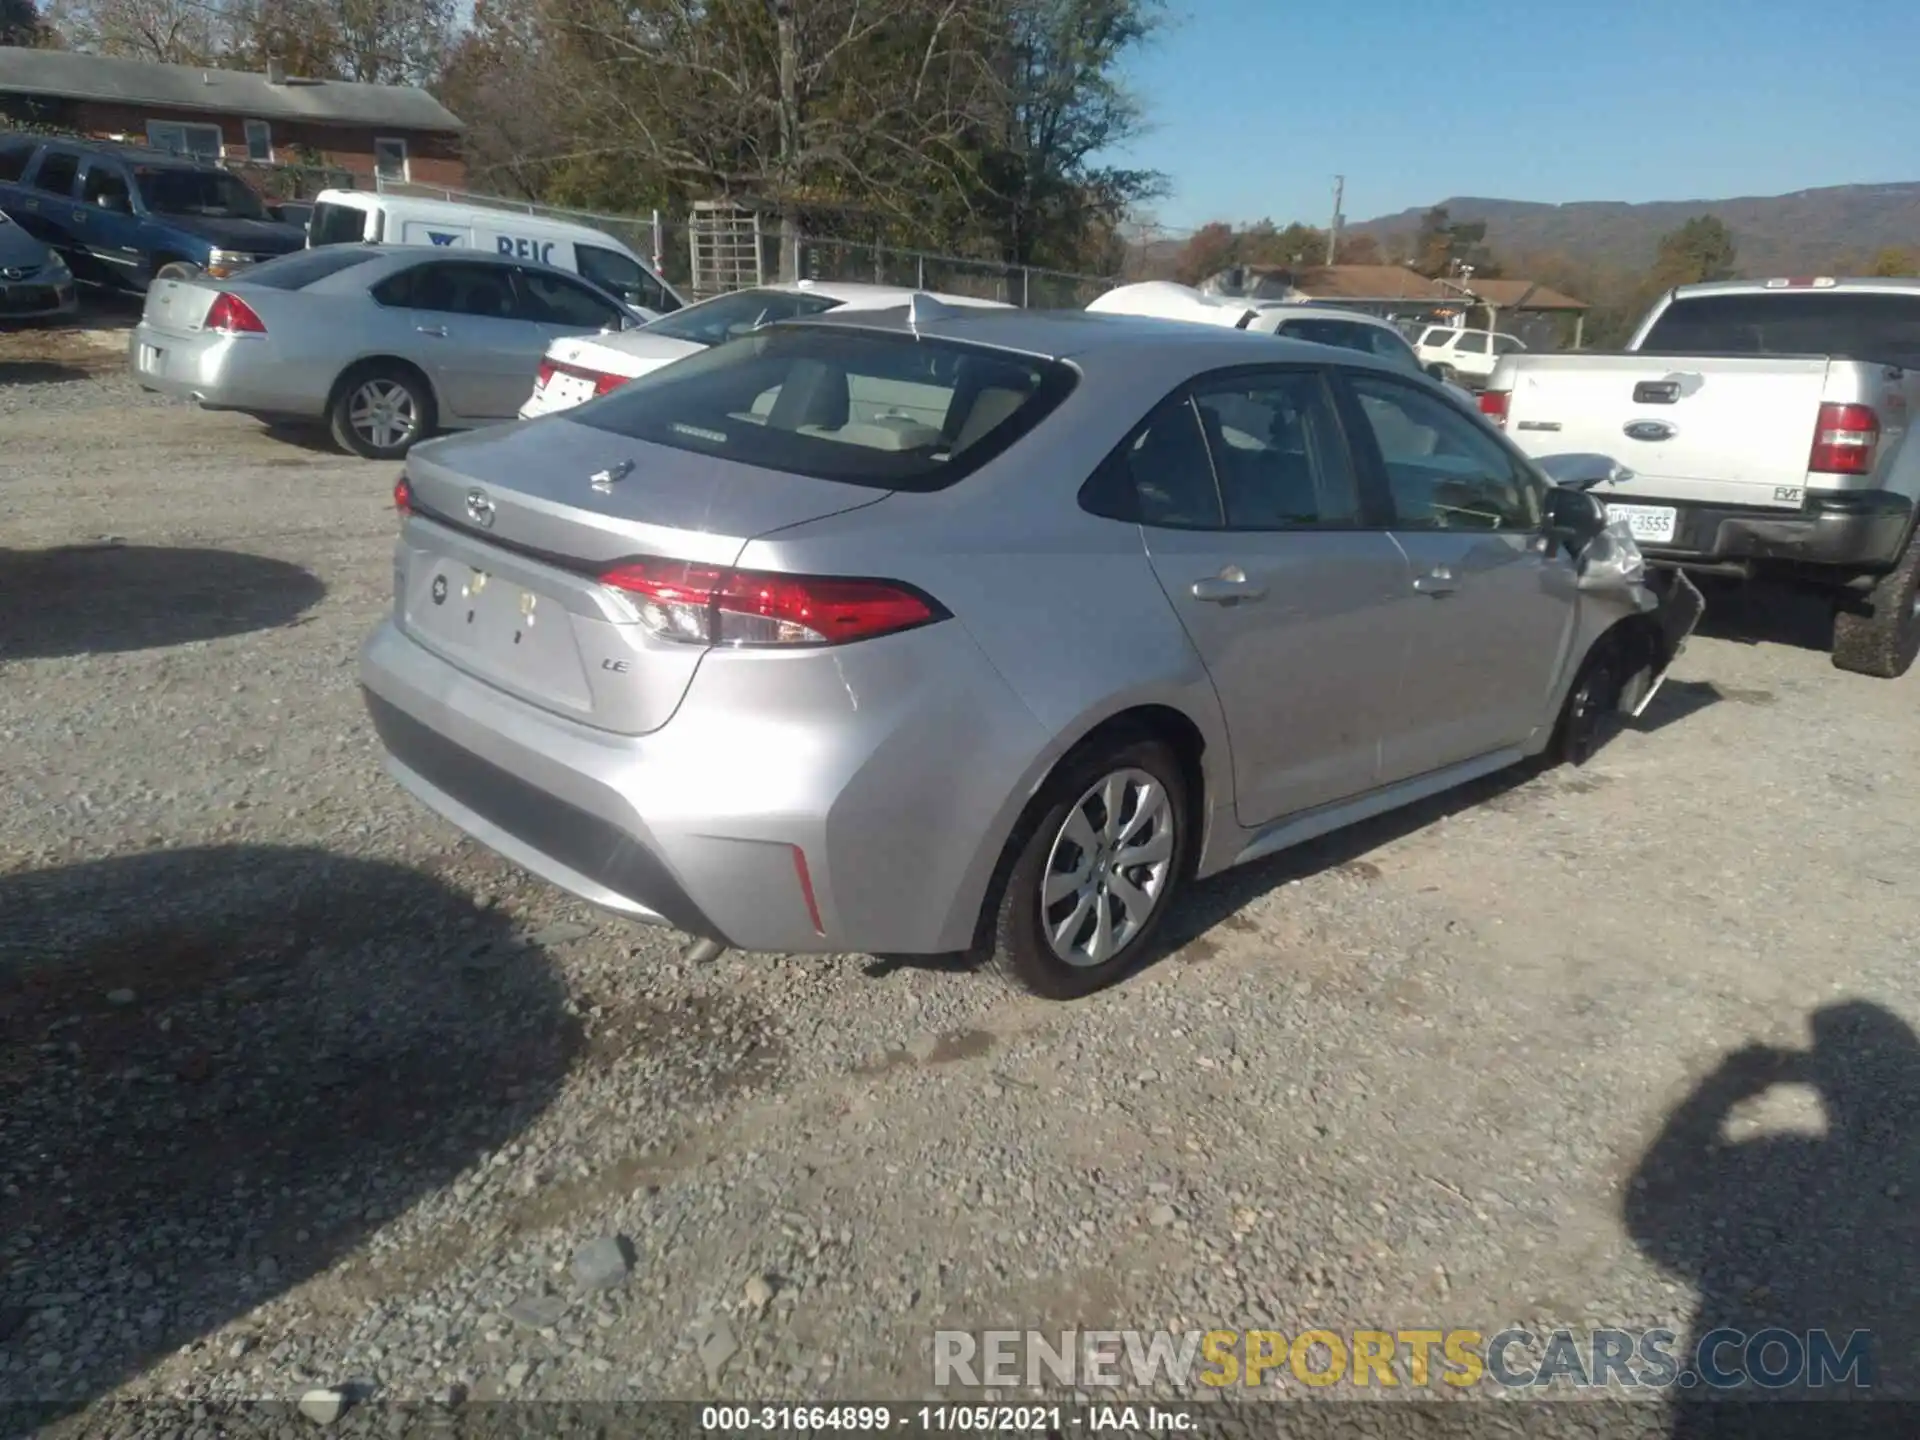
xmin=359 ymin=302 xmax=1704 ymax=999
xmin=129 ymin=245 xmax=642 ymax=459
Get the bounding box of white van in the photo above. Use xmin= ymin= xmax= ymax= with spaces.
xmin=305 ymin=189 xmax=686 ymax=319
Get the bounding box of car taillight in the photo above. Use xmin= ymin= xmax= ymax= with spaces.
xmin=536 ymin=359 xmax=558 ymax=390
xmin=594 ymin=370 xmax=627 ymax=396
xmin=541 ymin=358 xmax=628 ymax=397
xmin=205 ymin=292 xmax=265 ymax=335
xmin=1479 ymin=390 xmax=1511 ymax=426
xmin=598 ymin=558 xmax=942 ymax=646
xmin=393 ymin=475 xmax=413 ymax=517
xmin=1809 ymin=402 xmax=1879 ymax=475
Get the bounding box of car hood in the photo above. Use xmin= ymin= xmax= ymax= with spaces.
xmin=154 ymin=213 xmax=308 ymax=255
xmin=0 ymin=215 xmax=53 ymax=268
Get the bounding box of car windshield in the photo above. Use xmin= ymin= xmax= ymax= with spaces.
xmin=642 ymin=288 xmax=843 ymax=347
xmin=137 ymin=168 xmax=269 ymax=221
xmin=576 ymin=324 xmax=1077 ymax=491
xmin=1639 ymin=291 xmax=1920 ymax=368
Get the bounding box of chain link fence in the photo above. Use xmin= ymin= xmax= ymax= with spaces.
xmin=374 ymin=179 xmax=1119 ymax=308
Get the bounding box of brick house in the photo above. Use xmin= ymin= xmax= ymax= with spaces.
xmin=0 ymin=47 xmax=464 ymax=188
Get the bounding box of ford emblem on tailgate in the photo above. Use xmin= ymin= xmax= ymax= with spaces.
xmin=465 ymin=488 xmax=496 ymax=528
xmin=1624 ymin=420 xmax=1678 ymax=442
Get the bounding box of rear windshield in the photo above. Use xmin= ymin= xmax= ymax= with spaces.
xmin=136 ymin=168 xmax=267 ymax=221
xmin=1639 ymin=291 xmax=1920 ymax=367
xmin=644 ymin=288 xmax=842 ymax=347
xmin=308 ymin=200 xmax=371 ymax=247
xmin=575 ymin=324 xmax=1077 ymax=491
xmin=239 ymin=247 xmax=380 ymax=290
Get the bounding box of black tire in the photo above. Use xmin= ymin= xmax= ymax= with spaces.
xmin=1553 ymin=635 xmax=1625 ymax=766
xmin=154 ymin=260 xmax=200 ymax=282
xmin=328 ymin=362 xmax=436 ymax=461
xmin=1830 ymin=527 xmax=1920 ymax=679
xmin=982 ymin=735 xmax=1190 ymax=1000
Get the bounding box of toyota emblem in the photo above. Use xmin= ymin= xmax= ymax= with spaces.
xmin=465 ymin=488 xmax=496 ymax=528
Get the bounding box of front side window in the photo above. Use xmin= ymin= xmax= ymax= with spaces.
xmin=644 ymin=287 xmax=841 ymax=347
xmin=1453 ymin=331 xmax=1491 ymax=354
xmin=1192 ymin=370 xmax=1361 ymax=529
xmin=1419 ymin=328 xmax=1456 ymax=350
xmin=80 ymin=163 xmax=130 ymax=211
xmin=578 ymin=326 xmax=1075 ymax=491
xmin=1365 ymin=326 xmax=1422 ymax=373
xmin=1491 ymin=334 xmax=1525 ymax=354
xmin=0 ymin=138 xmax=36 ymax=182
xmin=577 ymin=243 xmax=680 ymax=314
xmin=516 ymin=267 xmax=622 ymax=328
xmin=136 ymin=167 xmax=268 ymax=220
xmin=1346 ymin=374 xmax=1541 ymax=532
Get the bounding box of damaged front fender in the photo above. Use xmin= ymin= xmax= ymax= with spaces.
xmin=1615 ymin=567 xmax=1706 ymax=718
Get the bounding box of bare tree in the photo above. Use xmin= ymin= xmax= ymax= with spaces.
xmin=541 ymin=0 xmax=1003 ymax=272
xmin=42 ymin=0 xmax=230 ymax=63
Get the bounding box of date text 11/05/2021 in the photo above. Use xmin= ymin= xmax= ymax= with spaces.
xmin=700 ymin=1406 xmax=1190 ymax=1433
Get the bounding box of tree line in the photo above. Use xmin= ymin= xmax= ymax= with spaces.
xmin=8 ymin=0 xmax=1167 ymax=276
xmin=1157 ymin=207 xmax=1920 ymax=347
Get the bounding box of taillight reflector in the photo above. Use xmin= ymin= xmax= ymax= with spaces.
xmin=1809 ymin=402 xmax=1879 ymax=475
xmin=393 ymin=475 xmax=413 ymax=515
xmin=791 ymin=845 xmax=825 ymax=935
xmin=205 ymin=292 xmax=265 ymax=335
xmin=1479 ymin=390 xmax=1511 ymax=426
xmin=598 ymin=558 xmax=941 ymax=647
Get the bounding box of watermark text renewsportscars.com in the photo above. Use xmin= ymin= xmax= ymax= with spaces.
xmin=933 ymin=1327 xmax=1875 ymax=1392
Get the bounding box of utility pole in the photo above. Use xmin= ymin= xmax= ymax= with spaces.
xmin=1326 ymin=175 xmax=1345 ymax=264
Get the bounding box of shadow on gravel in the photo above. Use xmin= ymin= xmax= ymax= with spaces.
xmin=1627 ymin=1000 xmax=1920 ymax=1428
xmin=1691 ymin=577 xmax=1836 ymax=654
xmin=0 ymin=361 xmax=93 ymax=387
xmin=0 ymin=544 xmax=325 ymax=660
xmin=0 ymin=846 xmax=581 ymax=1426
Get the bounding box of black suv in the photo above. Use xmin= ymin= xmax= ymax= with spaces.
xmin=0 ymin=136 xmax=307 ymax=291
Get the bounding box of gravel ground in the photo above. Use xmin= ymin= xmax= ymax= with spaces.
xmin=5 ymin=318 xmax=1920 ymax=1430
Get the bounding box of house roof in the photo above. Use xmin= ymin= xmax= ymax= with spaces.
xmin=0 ymin=47 xmax=464 ymax=133
xmin=1218 ymin=263 xmax=1588 ymax=310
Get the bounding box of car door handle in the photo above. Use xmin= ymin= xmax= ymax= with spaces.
xmin=1191 ymin=572 xmax=1268 ymax=604
xmin=1412 ymin=568 xmax=1458 ymax=597
xmin=416 ymin=325 xmax=448 ymax=338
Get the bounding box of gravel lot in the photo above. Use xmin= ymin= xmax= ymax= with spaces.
xmin=5 ymin=310 xmax=1920 ymax=1429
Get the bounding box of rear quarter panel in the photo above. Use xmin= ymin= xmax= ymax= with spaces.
xmin=731 ymin=371 xmax=1239 ymax=947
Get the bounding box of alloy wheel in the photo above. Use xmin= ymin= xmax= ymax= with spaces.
xmin=1040 ymin=767 xmax=1176 ymax=968
xmin=349 ymin=380 xmax=419 ymax=452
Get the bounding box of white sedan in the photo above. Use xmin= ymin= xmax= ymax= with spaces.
xmin=518 ymin=279 xmax=1011 ymax=418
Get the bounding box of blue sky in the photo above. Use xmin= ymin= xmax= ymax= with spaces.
xmin=1118 ymin=0 xmax=1920 ymax=233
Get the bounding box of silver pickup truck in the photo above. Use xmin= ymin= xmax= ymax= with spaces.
xmin=1482 ymin=277 xmax=1920 ymax=678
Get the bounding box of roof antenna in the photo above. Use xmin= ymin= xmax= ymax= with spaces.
xmin=906 ymin=293 xmax=958 ymax=332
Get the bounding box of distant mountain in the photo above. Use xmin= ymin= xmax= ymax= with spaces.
xmin=1352 ymin=183 xmax=1920 ymax=275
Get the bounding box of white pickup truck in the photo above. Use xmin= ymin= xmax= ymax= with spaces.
xmin=1481 ymin=277 xmax=1920 ymax=678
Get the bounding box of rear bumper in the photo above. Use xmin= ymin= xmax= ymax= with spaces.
xmin=356 ymin=614 xmax=1049 ymax=956
xmin=126 ymin=323 xmax=324 ymax=417
xmin=1637 ymin=491 xmax=1913 ymax=575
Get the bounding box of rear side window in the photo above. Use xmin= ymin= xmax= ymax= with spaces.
xmin=1080 ymin=396 xmax=1222 ymax=529
xmin=308 ymin=201 xmax=370 ymax=247
xmin=240 ymin=247 xmax=382 ymax=290
xmin=33 ymin=150 xmax=80 ymax=197
xmin=578 ymin=326 xmax=1077 ymax=491
xmin=1638 ymin=292 xmax=1920 ymax=368
xmin=516 ymin=267 xmax=622 ymax=328
xmin=0 ymin=138 xmax=36 ymax=182
xmin=1453 ymin=332 xmax=1490 ymax=354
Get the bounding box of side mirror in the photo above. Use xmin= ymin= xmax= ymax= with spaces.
xmin=1423 ymin=362 xmax=1448 ymax=381
xmin=1535 ymin=452 xmax=1635 ymax=491
xmin=1541 ymin=484 xmax=1648 ymax=591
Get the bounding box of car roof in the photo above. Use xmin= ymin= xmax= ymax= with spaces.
xmin=787 ymin=303 xmax=1403 ymax=377
xmin=242 ymin=243 xmax=609 ymax=291
xmin=26 ymin=137 xmax=213 ymax=169
xmin=742 ymin=280 xmax=1009 ymax=309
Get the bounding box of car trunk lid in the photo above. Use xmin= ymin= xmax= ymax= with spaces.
xmin=138 ymin=276 xmax=226 ymax=338
xmin=397 ymin=418 xmax=892 ymax=735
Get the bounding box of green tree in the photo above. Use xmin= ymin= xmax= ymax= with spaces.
xmin=1868 ymin=246 xmax=1920 ymax=278
xmin=1651 ymin=214 xmax=1738 ymax=287
xmin=1 ymin=0 xmax=45 ymax=45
